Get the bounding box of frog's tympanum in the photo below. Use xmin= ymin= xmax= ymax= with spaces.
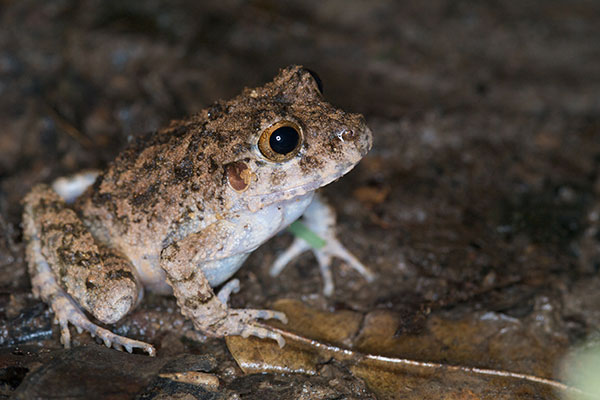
xmin=22 ymin=66 xmax=373 ymax=356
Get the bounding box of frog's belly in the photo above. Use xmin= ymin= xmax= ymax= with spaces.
xmin=128 ymin=192 xmax=315 ymax=293
xmin=203 ymin=192 xmax=316 ymax=287
xmin=121 ymin=248 xmax=171 ymax=294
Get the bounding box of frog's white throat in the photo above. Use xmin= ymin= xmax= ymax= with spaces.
xmin=246 ymin=161 xmax=358 ymax=213
xmin=246 ymin=183 xmax=320 ymax=213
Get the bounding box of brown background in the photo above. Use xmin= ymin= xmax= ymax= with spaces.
xmin=1 ymin=1 xmax=599 ymax=398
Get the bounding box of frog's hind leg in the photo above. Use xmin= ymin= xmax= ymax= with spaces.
xmin=23 ymin=184 xmax=155 ymax=355
xmin=27 ymin=247 xmax=155 ymax=355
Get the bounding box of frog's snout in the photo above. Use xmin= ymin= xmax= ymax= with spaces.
xmin=333 ymin=116 xmax=372 ymax=159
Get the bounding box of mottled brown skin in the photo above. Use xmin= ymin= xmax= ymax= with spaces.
xmin=23 ymin=66 xmax=372 ymax=355
xmin=24 ymin=187 xmax=141 ymax=323
xmin=76 ymin=66 xmax=369 ymax=270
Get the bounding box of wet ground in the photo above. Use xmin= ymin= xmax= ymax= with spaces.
xmin=1 ymin=1 xmax=600 ymax=399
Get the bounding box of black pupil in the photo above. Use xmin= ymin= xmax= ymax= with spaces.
xmin=270 ymin=126 xmax=299 ymax=155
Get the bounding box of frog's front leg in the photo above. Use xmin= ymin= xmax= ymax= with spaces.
xmin=270 ymin=194 xmax=374 ymax=296
xmin=23 ymin=184 xmax=155 ymax=355
xmin=160 ymin=223 xmax=287 ymax=347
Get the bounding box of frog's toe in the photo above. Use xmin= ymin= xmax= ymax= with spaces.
xmin=231 ymin=308 xmax=288 ymax=324
xmin=217 ymin=279 xmax=241 ymax=304
xmin=221 ymin=308 xmax=288 ymax=346
xmin=48 ymin=286 xmax=156 ymax=356
xmin=240 ymin=325 xmax=286 ymax=348
xmin=85 ymin=323 xmax=156 ymax=356
xmin=312 ymin=238 xmax=374 ymax=296
xmin=269 ymin=238 xmax=311 ymax=277
xmin=326 ymin=239 xmax=375 ymax=281
xmin=57 ymin=317 xmax=72 ymax=348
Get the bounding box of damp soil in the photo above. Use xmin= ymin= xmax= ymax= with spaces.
xmin=1 ymin=1 xmax=599 ymax=399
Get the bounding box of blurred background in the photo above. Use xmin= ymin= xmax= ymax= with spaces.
xmin=1 ymin=1 xmax=599 ymax=399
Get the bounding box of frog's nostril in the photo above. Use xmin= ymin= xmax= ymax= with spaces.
xmin=335 ymin=129 xmax=355 ymax=143
xmin=342 ymin=129 xmax=354 ymax=141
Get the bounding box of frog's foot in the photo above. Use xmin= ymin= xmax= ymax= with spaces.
xmin=49 ymin=288 xmax=156 ymax=356
xmin=32 ymin=264 xmax=155 ymax=355
xmin=270 ymin=194 xmax=374 ymax=296
xmin=216 ymin=307 xmax=288 ymax=347
xmin=212 ymin=279 xmax=288 ymax=346
xmin=270 ymin=235 xmax=374 ymax=296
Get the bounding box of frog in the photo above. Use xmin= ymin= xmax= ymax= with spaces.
xmin=22 ymin=65 xmax=374 ymax=356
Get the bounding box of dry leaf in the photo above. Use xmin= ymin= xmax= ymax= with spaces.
xmin=226 ymin=299 xmax=590 ymax=399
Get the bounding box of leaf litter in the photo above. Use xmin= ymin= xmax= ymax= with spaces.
xmin=226 ymin=299 xmax=597 ymax=399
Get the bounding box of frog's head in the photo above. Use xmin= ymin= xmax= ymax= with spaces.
xmin=216 ymin=65 xmax=372 ymax=211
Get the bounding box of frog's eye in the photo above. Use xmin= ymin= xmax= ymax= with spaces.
xmin=258 ymin=121 xmax=302 ymax=162
xmin=302 ymin=68 xmax=323 ymax=94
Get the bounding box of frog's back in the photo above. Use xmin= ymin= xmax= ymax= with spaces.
xmin=74 ymin=65 xmax=372 ymax=285
xmin=75 ymin=114 xmax=226 ymax=253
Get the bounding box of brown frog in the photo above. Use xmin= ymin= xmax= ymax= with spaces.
xmin=22 ymin=66 xmax=373 ymax=355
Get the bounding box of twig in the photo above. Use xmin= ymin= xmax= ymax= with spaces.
xmin=259 ymin=323 xmax=592 ymax=398
xmin=41 ymin=102 xmax=94 ymax=149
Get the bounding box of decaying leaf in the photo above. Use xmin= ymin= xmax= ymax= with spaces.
xmin=226 ymin=299 xmax=592 ymax=399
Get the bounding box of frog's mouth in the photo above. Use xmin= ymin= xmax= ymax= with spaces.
xmin=247 ymin=160 xmax=359 ymax=210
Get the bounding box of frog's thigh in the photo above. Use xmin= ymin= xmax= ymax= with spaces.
xmin=23 ymin=184 xmax=141 ymax=324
